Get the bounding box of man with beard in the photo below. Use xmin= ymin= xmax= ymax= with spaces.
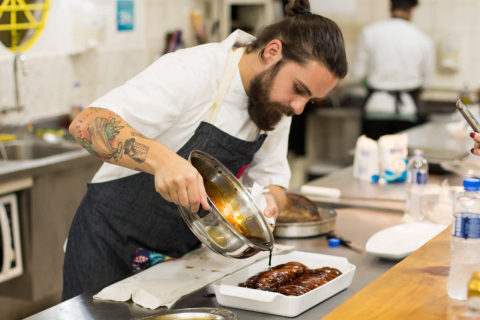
xmin=63 ymin=0 xmax=347 ymax=300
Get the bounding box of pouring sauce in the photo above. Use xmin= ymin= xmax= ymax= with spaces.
xmin=203 ymin=179 xmax=250 ymax=235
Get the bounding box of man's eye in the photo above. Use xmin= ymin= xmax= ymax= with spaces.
xmin=294 ymin=85 xmax=303 ymax=94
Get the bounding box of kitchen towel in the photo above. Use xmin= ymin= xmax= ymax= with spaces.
xmin=93 ymin=243 xmax=295 ymax=309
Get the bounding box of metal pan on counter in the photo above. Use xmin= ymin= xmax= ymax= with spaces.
xmin=274 ymin=194 xmax=337 ymax=238
xmin=134 ymin=308 xmax=236 ymax=320
xmin=274 ymin=206 xmax=336 ymax=238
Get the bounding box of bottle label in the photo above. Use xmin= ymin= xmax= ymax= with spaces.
xmin=407 ymin=169 xmax=427 ymax=184
xmin=452 ymin=213 xmax=480 ymax=239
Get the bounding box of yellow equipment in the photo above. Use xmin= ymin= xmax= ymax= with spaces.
xmin=0 ymin=0 xmax=49 ymax=52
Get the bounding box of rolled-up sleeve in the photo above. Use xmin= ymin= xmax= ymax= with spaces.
xmin=242 ymin=116 xmax=292 ymax=189
xmin=89 ymin=50 xmax=205 ymax=139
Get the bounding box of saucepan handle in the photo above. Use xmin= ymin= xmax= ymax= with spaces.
xmin=197 ymin=197 xmax=215 ymax=219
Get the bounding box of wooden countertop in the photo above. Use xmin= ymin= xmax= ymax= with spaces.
xmin=323 ymin=226 xmax=452 ymax=320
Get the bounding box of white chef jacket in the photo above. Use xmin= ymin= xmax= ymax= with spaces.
xmin=89 ymin=30 xmax=292 ymax=189
xmin=353 ymin=18 xmax=435 ymax=119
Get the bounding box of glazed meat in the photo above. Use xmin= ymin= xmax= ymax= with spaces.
xmin=271 ymin=262 xmax=308 ymax=273
xmin=255 ymin=269 xmax=300 ymax=290
xmin=273 ymin=284 xmax=312 ymax=296
xmin=305 ymin=267 xmax=342 ymax=276
xmin=238 ymin=271 xmax=267 ymax=289
xmin=237 ymin=262 xmax=342 ymax=297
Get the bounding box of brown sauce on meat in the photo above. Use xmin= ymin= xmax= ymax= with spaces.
xmin=238 ymin=262 xmax=342 ymax=296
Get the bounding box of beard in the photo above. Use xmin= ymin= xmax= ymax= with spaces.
xmin=247 ymin=61 xmax=295 ymax=132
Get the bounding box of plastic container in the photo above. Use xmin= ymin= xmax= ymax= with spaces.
xmin=213 ymin=251 xmax=356 ymax=317
xmin=407 ymin=149 xmax=428 ymax=185
xmin=404 ymin=149 xmax=429 ymax=221
xmin=447 ymin=178 xmax=480 ymax=300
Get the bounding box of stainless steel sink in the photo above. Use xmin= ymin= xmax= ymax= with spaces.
xmin=1 ymin=140 xmax=82 ymax=161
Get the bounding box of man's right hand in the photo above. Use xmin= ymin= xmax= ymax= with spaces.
xmin=150 ymin=148 xmax=210 ymax=213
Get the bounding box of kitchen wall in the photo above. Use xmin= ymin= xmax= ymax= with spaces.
xmin=1 ymin=0 xmax=477 ymax=124
xmin=319 ymin=0 xmax=480 ymax=101
xmin=0 ymin=0 xmax=208 ymax=124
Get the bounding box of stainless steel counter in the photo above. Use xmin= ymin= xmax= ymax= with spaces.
xmin=26 ymin=207 xmax=402 ymax=320
xmin=24 ymin=119 xmax=473 ymax=319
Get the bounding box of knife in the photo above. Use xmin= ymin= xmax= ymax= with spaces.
xmin=326 ymin=232 xmax=364 ymax=252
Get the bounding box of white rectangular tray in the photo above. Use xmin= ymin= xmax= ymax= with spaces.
xmin=213 ymin=251 xmax=356 ymax=317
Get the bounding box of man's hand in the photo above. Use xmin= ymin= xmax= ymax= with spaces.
xmin=263 ymin=185 xmax=287 ymax=222
xmin=264 ymin=193 xmax=279 ymax=222
xmin=152 ymin=150 xmax=210 ymax=213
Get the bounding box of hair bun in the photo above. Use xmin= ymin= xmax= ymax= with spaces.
xmin=285 ymin=0 xmax=311 ymax=17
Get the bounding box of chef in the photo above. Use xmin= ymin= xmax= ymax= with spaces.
xmin=62 ymin=0 xmax=347 ymax=300
xmin=353 ymin=0 xmax=435 ymax=140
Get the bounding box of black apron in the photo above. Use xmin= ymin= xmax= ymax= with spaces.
xmin=62 ymin=47 xmax=267 ymax=301
xmin=361 ymin=86 xmax=422 ymax=141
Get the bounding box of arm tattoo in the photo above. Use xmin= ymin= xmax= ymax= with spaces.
xmin=78 ymin=117 xmax=124 ymax=161
xmin=124 ymin=138 xmax=149 ymax=163
xmin=131 ymin=131 xmax=148 ymax=139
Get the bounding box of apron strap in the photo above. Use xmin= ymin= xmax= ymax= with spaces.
xmin=206 ymin=47 xmax=245 ymax=125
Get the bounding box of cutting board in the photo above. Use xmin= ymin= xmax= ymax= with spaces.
xmin=322 ymin=227 xmax=452 ymax=320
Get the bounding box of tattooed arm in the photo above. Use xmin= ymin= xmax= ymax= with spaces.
xmin=69 ymin=107 xmax=209 ymax=212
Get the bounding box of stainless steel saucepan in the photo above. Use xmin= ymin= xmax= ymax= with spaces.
xmin=177 ymin=150 xmax=274 ymax=259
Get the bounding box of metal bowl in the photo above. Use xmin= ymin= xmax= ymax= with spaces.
xmin=134 ymin=308 xmax=236 ymax=320
xmin=177 ymin=150 xmax=274 ymax=259
xmin=273 ymin=205 xmax=337 ymax=238
xmin=440 ymin=160 xmax=480 ymax=178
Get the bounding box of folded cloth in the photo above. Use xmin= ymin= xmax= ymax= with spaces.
xmin=93 ymin=244 xmax=295 ymax=309
xmin=250 ymin=182 xmax=275 ymax=229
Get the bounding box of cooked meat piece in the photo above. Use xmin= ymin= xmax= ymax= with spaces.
xmin=274 ymin=284 xmax=312 ymax=296
xmin=237 ymin=262 xmax=342 ymax=296
xmin=304 ymin=267 xmax=342 ymax=277
xmin=238 ymin=271 xmax=267 ymax=288
xmin=277 ymin=194 xmax=321 ymax=223
xmin=255 ymin=269 xmax=299 ymax=290
xmin=296 ymin=275 xmax=329 ymax=286
xmin=271 ymin=262 xmax=308 ymax=273
xmin=288 ymin=278 xmax=319 ymax=290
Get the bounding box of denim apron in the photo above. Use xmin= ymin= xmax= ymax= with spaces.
xmin=62 ymin=47 xmax=267 ymax=300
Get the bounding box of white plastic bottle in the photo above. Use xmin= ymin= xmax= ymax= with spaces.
xmin=447 ymin=178 xmax=480 ymax=300
xmin=404 ymin=149 xmax=428 ymax=221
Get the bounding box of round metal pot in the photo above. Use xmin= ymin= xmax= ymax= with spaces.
xmin=134 ymin=308 xmax=236 ymax=320
xmin=177 ymin=150 xmax=274 ymax=259
xmin=274 ymin=206 xmax=337 ymax=238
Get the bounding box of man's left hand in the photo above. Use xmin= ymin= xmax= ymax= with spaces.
xmin=263 ymin=193 xmax=279 ymax=222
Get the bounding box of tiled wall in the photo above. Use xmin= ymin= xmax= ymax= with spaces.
xmin=2 ymin=0 xmax=476 ymax=125
xmin=319 ymin=0 xmax=480 ymax=101
xmin=0 ymin=0 xmax=207 ymax=124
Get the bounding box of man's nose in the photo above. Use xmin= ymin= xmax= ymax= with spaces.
xmin=290 ymin=98 xmax=309 ymax=115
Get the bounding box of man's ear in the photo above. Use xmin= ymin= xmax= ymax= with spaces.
xmin=262 ymin=39 xmax=283 ymax=64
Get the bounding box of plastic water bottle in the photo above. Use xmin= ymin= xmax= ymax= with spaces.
xmin=447 ymin=178 xmax=480 ymax=300
xmin=404 ymin=150 xmax=428 ymax=220
xmin=407 ymin=149 xmax=428 ymax=186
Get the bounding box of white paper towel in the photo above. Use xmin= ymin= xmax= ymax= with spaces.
xmin=250 ymin=182 xmax=275 ymax=229
xmin=300 ymin=185 xmax=341 ymax=198
xmin=93 ymin=244 xmax=295 ymax=309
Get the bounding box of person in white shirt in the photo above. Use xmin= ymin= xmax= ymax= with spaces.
xmin=353 ymin=0 xmax=435 ymax=140
xmin=62 ymin=0 xmax=348 ymax=300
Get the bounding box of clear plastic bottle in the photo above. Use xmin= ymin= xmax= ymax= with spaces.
xmin=407 ymin=149 xmax=428 ymax=186
xmin=447 ymin=178 xmax=480 ymax=300
xmin=404 ymin=149 xmax=428 ymax=221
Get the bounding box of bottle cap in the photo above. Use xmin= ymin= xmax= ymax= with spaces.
xmin=413 ymin=149 xmax=424 ymax=157
xmin=472 ymin=271 xmax=480 ymax=281
xmin=328 ymin=238 xmax=340 ymax=247
xmin=464 ymin=178 xmax=480 ymax=191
